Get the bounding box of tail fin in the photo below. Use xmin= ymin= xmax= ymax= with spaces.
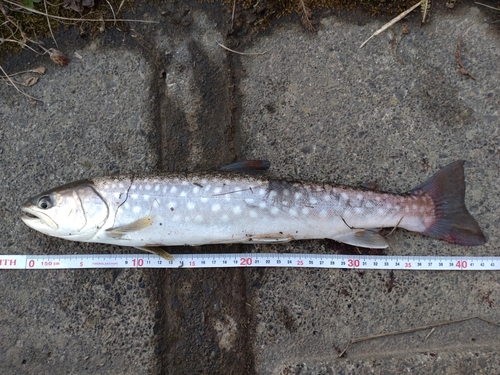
xmin=410 ymin=160 xmax=486 ymax=246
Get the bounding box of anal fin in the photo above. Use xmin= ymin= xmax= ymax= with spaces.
xmin=135 ymin=246 xmax=174 ymax=261
xmin=331 ymin=231 xmax=388 ymax=249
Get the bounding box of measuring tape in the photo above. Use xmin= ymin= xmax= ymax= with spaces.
xmin=0 ymin=253 xmax=498 ymax=270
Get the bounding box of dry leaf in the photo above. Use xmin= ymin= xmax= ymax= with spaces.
xmin=401 ymin=23 xmax=410 ymax=35
xmin=48 ymin=48 xmax=69 ymax=66
xmin=32 ymin=66 xmax=46 ymax=74
xmin=22 ymin=76 xmax=38 ymax=87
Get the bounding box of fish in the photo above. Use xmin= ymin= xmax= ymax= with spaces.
xmin=20 ymin=160 xmax=486 ymax=259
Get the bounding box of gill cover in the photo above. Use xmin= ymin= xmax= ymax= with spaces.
xmin=21 ymin=180 xmax=109 ymax=241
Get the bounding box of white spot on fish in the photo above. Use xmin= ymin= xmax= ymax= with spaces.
xmin=193 ymin=186 xmax=200 ymax=194
xmin=119 ymin=183 xmax=124 ymax=189
xmin=194 ymin=215 xmax=203 ymax=223
xmin=354 ymin=207 xmax=363 ymax=214
xmin=222 ymin=214 xmax=229 ymax=222
xmin=124 ymin=202 xmax=130 ymax=209
xmin=323 ymin=195 xmax=331 ymax=201
xmin=233 ymin=206 xmax=241 ymax=215
xmin=245 ymin=199 xmax=254 ymax=204
xmin=187 ymin=202 xmax=195 ymax=210
xmin=356 ymin=194 xmax=363 ymax=200
xmin=201 ymin=197 xmax=208 ymax=203
xmin=154 ymin=185 xmax=160 ymax=192
xmin=212 ymin=204 xmax=221 ymax=212
xmin=405 ymin=207 xmax=410 ymax=213
xmin=143 ymin=195 xmax=150 ymax=201
xmin=249 ymin=210 xmax=258 ymax=218
xmin=375 ymin=197 xmax=381 ymax=202
xmin=133 ymin=206 xmax=141 ymax=214
xmin=138 ymin=185 xmax=143 ymax=190
xmin=341 ymin=192 xmax=348 ymax=200
xmin=386 ymin=203 xmax=392 ymax=209
xmin=214 ymin=187 xmax=222 ymax=194
xmin=395 ymin=205 xmax=401 ymax=211
xmin=201 ymin=179 xmax=208 ymax=185
xmin=168 ymin=202 xmax=176 ymax=209
xmin=181 ymin=181 xmax=188 ymax=186
xmin=259 ymin=202 xmax=267 ymax=209
xmin=412 ymin=204 xmax=418 ymax=210
xmin=289 ymin=208 xmax=297 ymax=216
xmin=267 ymin=190 xmax=277 ymax=199
xmin=365 ymin=201 xmax=374 ymax=208
xmin=319 ymin=209 xmax=327 ymax=218
xmin=310 ymin=198 xmax=317 ymax=205
xmin=283 ymin=190 xmax=289 ymax=196
xmin=131 ymin=193 xmax=139 ymax=200
xmin=111 ymin=183 xmax=117 ymax=189
xmin=170 ymin=186 xmax=177 ymax=194
xmin=420 ymin=206 xmax=425 ymax=213
xmin=145 ymin=185 xmax=151 ymax=191
xmin=259 ymin=189 xmax=266 ymax=196
xmin=301 ymin=207 xmax=309 ymax=215
xmin=180 ymin=191 xmax=187 ymax=197
xmin=294 ymin=192 xmax=302 ymax=200
xmin=271 ymin=207 xmax=280 ymax=215
xmin=113 ymin=192 xmax=121 ymax=199
xmin=204 ymin=185 xmax=211 ymax=192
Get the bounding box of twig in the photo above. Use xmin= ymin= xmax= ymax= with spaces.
xmin=0 ymin=64 xmax=41 ymax=102
xmin=384 ymin=216 xmax=403 ymax=238
xmin=338 ymin=316 xmax=498 ymax=357
xmin=3 ymin=0 xmax=158 ymax=23
xmin=360 ymin=1 xmax=422 ymax=48
xmin=214 ymin=38 xmax=266 ymax=55
xmin=455 ymin=24 xmax=476 ymax=80
xmin=424 ymin=327 xmax=435 ymax=341
xmin=474 ymin=2 xmax=500 ymax=11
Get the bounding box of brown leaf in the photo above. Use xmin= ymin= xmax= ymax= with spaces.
xmin=48 ymin=48 xmax=69 ymax=66
xmin=22 ymin=76 xmax=38 ymax=87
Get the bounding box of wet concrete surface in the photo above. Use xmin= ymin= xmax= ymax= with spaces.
xmin=1 ymin=0 xmax=499 ymax=374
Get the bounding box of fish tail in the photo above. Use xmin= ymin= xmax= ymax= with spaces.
xmin=410 ymin=160 xmax=486 ymax=246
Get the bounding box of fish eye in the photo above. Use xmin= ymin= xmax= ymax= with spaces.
xmin=37 ymin=196 xmax=52 ymax=210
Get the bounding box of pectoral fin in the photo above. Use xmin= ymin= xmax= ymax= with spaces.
xmin=135 ymin=246 xmax=174 ymax=261
xmin=106 ymin=216 xmax=153 ymax=236
xmin=331 ymin=230 xmax=388 ymax=249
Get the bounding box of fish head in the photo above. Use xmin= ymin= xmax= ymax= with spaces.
xmin=21 ymin=180 xmax=109 ymax=241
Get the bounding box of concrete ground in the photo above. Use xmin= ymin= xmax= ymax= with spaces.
xmin=1 ymin=1 xmax=499 ymax=374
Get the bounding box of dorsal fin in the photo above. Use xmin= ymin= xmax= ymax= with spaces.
xmin=217 ymin=160 xmax=270 ymax=175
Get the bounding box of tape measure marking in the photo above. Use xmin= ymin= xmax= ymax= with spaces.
xmin=0 ymin=254 xmax=498 ymax=270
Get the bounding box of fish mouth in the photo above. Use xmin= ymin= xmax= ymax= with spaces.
xmin=21 ymin=207 xmax=59 ymax=230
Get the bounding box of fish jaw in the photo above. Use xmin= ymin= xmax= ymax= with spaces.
xmin=21 ymin=206 xmax=59 ymax=231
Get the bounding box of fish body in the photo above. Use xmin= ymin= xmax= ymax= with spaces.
xmin=21 ymin=161 xmax=486 ymax=257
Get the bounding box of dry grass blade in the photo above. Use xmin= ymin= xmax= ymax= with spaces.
xmin=299 ymin=0 xmax=315 ymax=31
xmin=215 ymin=38 xmax=266 ymax=56
xmin=421 ymin=0 xmax=431 ymax=24
xmin=360 ymin=1 xmax=422 ymax=48
xmin=338 ymin=316 xmax=499 ymax=357
xmin=3 ymin=0 xmax=158 ymax=23
xmin=43 ymin=0 xmax=57 ymax=46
